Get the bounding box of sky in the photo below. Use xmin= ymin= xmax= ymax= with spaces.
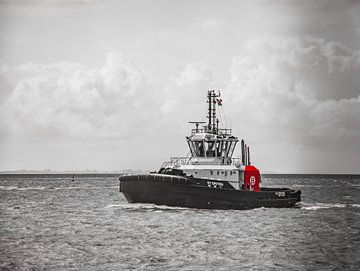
xmin=0 ymin=0 xmax=360 ymax=173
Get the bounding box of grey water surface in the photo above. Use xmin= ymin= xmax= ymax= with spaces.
xmin=1 ymin=174 xmax=359 ymax=270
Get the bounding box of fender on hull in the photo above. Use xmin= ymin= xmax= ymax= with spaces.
xmin=119 ymin=174 xmax=301 ymax=210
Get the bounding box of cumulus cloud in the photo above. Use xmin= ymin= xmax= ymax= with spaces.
xmin=174 ymin=63 xmax=213 ymax=88
xmin=223 ymin=37 xmax=360 ymax=172
xmin=0 ymin=0 xmax=112 ymax=4
xmin=226 ymin=37 xmax=360 ymax=137
xmin=160 ymin=63 xmax=215 ymax=116
xmin=0 ymin=52 xmax=160 ymax=142
xmin=0 ymin=53 xmax=220 ymax=170
xmin=1 ymin=38 xmax=359 ymax=172
xmin=0 ymin=55 xmax=220 ymax=168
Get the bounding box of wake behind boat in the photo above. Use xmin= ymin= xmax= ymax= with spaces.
xmin=119 ymin=90 xmax=301 ymax=210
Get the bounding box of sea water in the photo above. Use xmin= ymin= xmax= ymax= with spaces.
xmin=0 ymin=174 xmax=359 ymax=270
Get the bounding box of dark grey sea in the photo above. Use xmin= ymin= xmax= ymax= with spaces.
xmin=0 ymin=174 xmax=359 ymax=270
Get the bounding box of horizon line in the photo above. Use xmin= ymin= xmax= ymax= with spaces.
xmin=1 ymin=169 xmax=359 ymax=175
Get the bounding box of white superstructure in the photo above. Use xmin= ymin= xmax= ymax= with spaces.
xmin=159 ymin=90 xmax=251 ymax=190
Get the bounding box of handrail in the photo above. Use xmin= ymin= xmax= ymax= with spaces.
xmin=161 ymin=157 xmax=243 ymax=168
xmin=161 ymin=157 xmax=191 ymax=168
xmin=191 ymin=128 xmax=232 ymax=135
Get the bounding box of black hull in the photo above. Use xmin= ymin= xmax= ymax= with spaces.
xmin=119 ymin=174 xmax=301 ymax=210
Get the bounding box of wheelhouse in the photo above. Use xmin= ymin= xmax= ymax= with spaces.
xmin=186 ymin=134 xmax=238 ymax=159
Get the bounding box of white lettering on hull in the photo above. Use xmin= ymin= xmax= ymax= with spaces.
xmin=207 ymin=181 xmax=224 ymax=188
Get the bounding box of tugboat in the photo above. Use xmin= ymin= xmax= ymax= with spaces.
xmin=119 ymin=90 xmax=301 ymax=209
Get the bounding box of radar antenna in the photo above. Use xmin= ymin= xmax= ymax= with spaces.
xmin=189 ymin=121 xmax=205 ymax=133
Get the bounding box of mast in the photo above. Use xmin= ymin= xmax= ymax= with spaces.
xmin=187 ymin=90 xmax=238 ymax=160
xmin=207 ymin=90 xmax=221 ymax=134
xmin=212 ymin=93 xmax=216 ymax=133
xmin=208 ymin=91 xmax=212 ymax=131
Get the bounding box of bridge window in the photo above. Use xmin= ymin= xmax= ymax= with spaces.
xmin=187 ymin=140 xmax=196 ymax=157
xmin=216 ymin=141 xmax=223 ymax=157
xmin=226 ymin=141 xmax=237 ymax=157
xmin=188 ymin=137 xmax=238 ymax=158
xmin=198 ymin=142 xmax=205 ymax=157
xmin=205 ymin=141 xmax=216 ymax=157
xmin=191 ymin=141 xmax=205 ymax=157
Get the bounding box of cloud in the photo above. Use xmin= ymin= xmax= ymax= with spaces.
xmin=1 ymin=54 xmax=218 ymax=170
xmin=242 ymin=37 xmax=360 ymax=99
xmin=0 ymin=0 xmax=116 ymax=4
xmin=1 ymin=37 xmax=360 ymax=172
xmin=174 ymin=63 xmax=213 ymax=88
xmin=224 ymin=37 xmax=360 ymax=171
xmin=0 ymin=52 xmax=159 ymax=142
xmin=0 ymin=55 xmax=218 ymax=167
xmin=159 ymin=63 xmax=215 ymax=115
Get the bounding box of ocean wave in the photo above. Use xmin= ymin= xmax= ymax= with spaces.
xmin=53 ymin=186 xmax=118 ymax=190
xmin=0 ymin=185 xmax=46 ymax=191
xmin=104 ymin=204 xmax=123 ymax=209
xmin=105 ymin=203 xmax=190 ymax=211
xmin=301 ymin=202 xmax=360 ymax=210
xmin=291 ymin=184 xmax=323 ymax=188
xmin=252 ymin=207 xmax=268 ymax=211
xmin=0 ymin=185 xmax=118 ymax=191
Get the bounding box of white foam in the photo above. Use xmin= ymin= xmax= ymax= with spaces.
xmin=0 ymin=185 xmax=118 ymax=191
xmin=301 ymin=203 xmax=347 ymax=210
xmin=292 ymin=184 xmax=323 ymax=188
xmin=104 ymin=204 xmax=123 ymax=209
xmin=253 ymin=207 xmax=267 ymax=211
xmin=110 ymin=203 xmax=189 ymax=211
xmin=0 ymin=185 xmax=46 ymax=191
xmin=54 ymin=186 xmax=118 ymax=190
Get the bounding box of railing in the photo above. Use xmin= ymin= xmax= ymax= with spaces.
xmin=161 ymin=157 xmax=191 ymax=168
xmin=161 ymin=156 xmax=243 ymax=168
xmin=191 ymin=128 xmax=232 ymax=135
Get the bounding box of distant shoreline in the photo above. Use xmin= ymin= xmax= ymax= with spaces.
xmin=1 ymin=172 xmax=359 ymax=176
xmin=0 ymin=170 xmax=149 ymax=175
